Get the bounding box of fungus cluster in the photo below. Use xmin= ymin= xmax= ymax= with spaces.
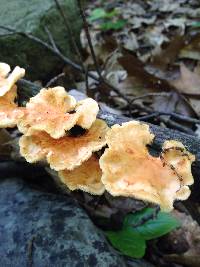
xmin=99 ymin=122 xmax=195 ymax=211
xmin=0 ymin=63 xmax=195 ymax=211
xmin=0 ymin=63 xmax=25 ymax=128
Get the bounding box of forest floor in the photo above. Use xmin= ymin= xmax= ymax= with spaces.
xmin=75 ymin=0 xmax=200 ymax=137
xmin=75 ymin=1 xmax=200 ymax=266
xmin=1 ymin=1 xmax=200 ymax=266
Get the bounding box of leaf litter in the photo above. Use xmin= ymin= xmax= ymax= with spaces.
xmin=79 ymin=0 xmax=200 ymax=134
xmin=76 ymin=1 xmax=200 ymax=266
xmin=2 ymin=1 xmax=200 ymax=266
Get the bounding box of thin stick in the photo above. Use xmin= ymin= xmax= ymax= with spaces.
xmin=54 ymin=0 xmax=84 ymax=66
xmin=137 ymin=112 xmax=159 ymax=121
xmin=131 ymin=92 xmax=171 ymax=102
xmin=44 ymin=26 xmax=59 ymax=52
xmin=161 ymin=117 xmax=195 ymax=135
xmin=131 ymin=206 xmax=160 ymax=228
xmin=161 ymin=112 xmax=200 ymax=124
xmin=137 ymin=111 xmax=200 ymax=125
xmin=0 ymin=25 xmax=131 ymax=105
xmin=77 ymin=0 xmax=102 ymax=78
xmin=45 ymin=73 xmax=65 ymax=87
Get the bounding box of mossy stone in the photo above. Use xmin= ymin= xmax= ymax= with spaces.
xmin=0 ymin=0 xmax=82 ymax=80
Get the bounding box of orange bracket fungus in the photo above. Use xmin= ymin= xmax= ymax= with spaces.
xmin=75 ymin=98 xmax=99 ymax=129
xmin=0 ymin=63 xmax=25 ymax=96
xmin=99 ymin=121 xmax=195 ymax=211
xmin=59 ymin=155 xmax=105 ymax=195
xmin=19 ymin=119 xmax=109 ymax=171
xmin=17 ymin=87 xmax=99 ymax=139
xmin=0 ymin=62 xmax=195 ymax=210
xmin=0 ymin=63 xmax=25 ymax=128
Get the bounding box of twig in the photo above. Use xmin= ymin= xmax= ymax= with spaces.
xmin=0 ymin=25 xmax=131 ymax=105
xmin=85 ymin=66 xmax=90 ymax=93
xmin=76 ymin=0 xmax=133 ymax=109
xmin=0 ymin=26 xmax=83 ymax=71
xmin=77 ymin=0 xmax=102 ymax=78
xmin=136 ymin=111 xmax=197 ymax=135
xmin=132 ymin=102 xmax=153 ymax=113
xmin=161 ymin=112 xmax=200 ymax=125
xmin=160 ymin=116 xmax=195 ymax=135
xmin=131 ymin=92 xmax=171 ymax=103
xmin=131 ymin=206 xmax=160 ymax=228
xmin=54 ymin=0 xmax=84 ymax=67
xmin=44 ymin=26 xmax=59 ymax=52
xmin=137 ymin=112 xmax=159 ymax=121
xmin=137 ymin=111 xmax=200 ymax=125
xmin=45 ymin=73 xmax=65 ymax=87
xmin=27 ymin=235 xmax=36 ymax=267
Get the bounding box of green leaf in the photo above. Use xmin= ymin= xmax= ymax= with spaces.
xmin=100 ymin=19 xmax=127 ymax=31
xmin=106 ymin=229 xmax=146 ymax=258
xmin=89 ymin=8 xmax=118 ymax=22
xmin=124 ymin=208 xmax=180 ymax=240
xmin=89 ymin=8 xmax=107 ymax=21
xmin=192 ymin=22 xmax=200 ymax=28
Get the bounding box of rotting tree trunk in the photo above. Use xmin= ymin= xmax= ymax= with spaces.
xmin=16 ymin=81 xmax=200 ymax=204
xmin=99 ymin=111 xmax=200 ymax=159
xmin=99 ymin=111 xmax=200 ymax=207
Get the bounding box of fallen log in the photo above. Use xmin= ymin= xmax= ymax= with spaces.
xmin=16 ymin=81 xmax=200 ymax=205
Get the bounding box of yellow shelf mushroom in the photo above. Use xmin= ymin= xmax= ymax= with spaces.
xmin=17 ymin=87 xmax=99 ymax=139
xmin=99 ymin=121 xmax=195 ymax=211
xmin=59 ymin=155 xmax=104 ymax=195
xmin=19 ymin=119 xmax=109 ymax=171
xmin=0 ymin=63 xmax=25 ymax=128
xmin=0 ymin=62 xmax=194 ymax=210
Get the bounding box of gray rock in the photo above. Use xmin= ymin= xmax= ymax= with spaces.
xmin=0 ymin=177 xmax=127 ymax=267
xmin=0 ymin=0 xmax=82 ymax=80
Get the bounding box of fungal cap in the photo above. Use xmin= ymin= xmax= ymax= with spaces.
xmin=75 ymin=98 xmax=99 ymax=129
xmin=0 ymin=86 xmax=24 ymax=128
xmin=19 ymin=119 xmax=109 ymax=171
xmin=59 ymin=155 xmax=104 ymax=195
xmin=17 ymin=87 xmax=77 ymax=138
xmin=0 ymin=64 xmax=25 ymax=96
xmin=99 ymin=121 xmax=194 ymax=211
xmin=0 ymin=63 xmax=11 ymax=78
xmin=162 ymin=140 xmax=195 ymax=186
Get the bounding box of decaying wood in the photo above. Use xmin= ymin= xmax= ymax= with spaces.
xmin=99 ymin=111 xmax=200 ymax=206
xmin=16 ymin=81 xmax=200 ymax=204
xmin=99 ymin=111 xmax=200 ymax=160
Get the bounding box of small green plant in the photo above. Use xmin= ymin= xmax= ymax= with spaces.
xmin=89 ymin=7 xmax=127 ymax=31
xmin=106 ymin=208 xmax=180 ymax=258
xmin=192 ymin=21 xmax=200 ymax=27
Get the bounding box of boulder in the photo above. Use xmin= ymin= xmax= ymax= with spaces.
xmin=0 ymin=0 xmax=82 ymax=80
xmin=0 ymin=177 xmax=127 ymax=267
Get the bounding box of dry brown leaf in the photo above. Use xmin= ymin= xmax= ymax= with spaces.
xmin=172 ymin=64 xmax=200 ymax=94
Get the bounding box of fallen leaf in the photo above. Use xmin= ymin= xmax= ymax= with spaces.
xmin=172 ymin=64 xmax=200 ymax=94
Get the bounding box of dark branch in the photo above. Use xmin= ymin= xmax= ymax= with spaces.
xmin=45 ymin=73 xmax=65 ymax=87
xmin=54 ymin=0 xmax=84 ymax=68
xmin=0 ymin=25 xmax=130 ymax=105
xmin=77 ymin=0 xmax=102 ymax=77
